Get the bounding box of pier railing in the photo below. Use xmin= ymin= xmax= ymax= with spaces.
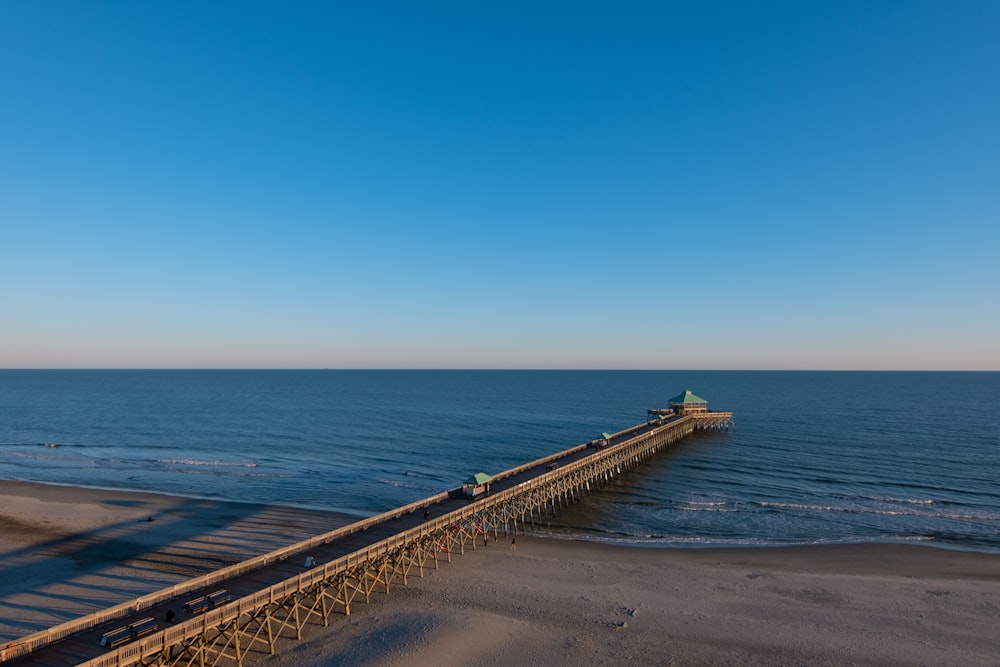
xmin=2 ymin=409 xmax=726 ymax=666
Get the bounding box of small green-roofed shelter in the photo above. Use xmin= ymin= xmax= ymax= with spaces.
xmin=601 ymin=432 xmax=612 ymax=440
xmin=464 ymin=472 xmax=493 ymax=486
xmin=463 ymin=471 xmax=493 ymax=498
xmin=668 ymin=389 xmax=709 ymax=414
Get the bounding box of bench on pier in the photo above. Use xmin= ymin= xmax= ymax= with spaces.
xmin=208 ymin=589 xmax=232 ymax=607
xmin=184 ymin=589 xmax=232 ymax=615
xmin=128 ymin=617 xmax=159 ymax=639
xmin=99 ymin=626 xmax=132 ymax=648
xmin=183 ymin=596 xmax=209 ymax=615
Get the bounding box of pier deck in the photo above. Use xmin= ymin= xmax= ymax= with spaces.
xmin=3 ymin=401 xmax=732 ymax=667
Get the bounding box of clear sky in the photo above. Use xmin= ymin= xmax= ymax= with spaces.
xmin=1 ymin=1 xmax=997 ymax=370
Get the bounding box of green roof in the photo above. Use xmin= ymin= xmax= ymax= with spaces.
xmin=601 ymin=432 xmax=612 ymax=440
xmin=465 ymin=472 xmax=493 ymax=485
xmin=668 ymin=389 xmax=707 ymax=405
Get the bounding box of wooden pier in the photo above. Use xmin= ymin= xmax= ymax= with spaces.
xmin=2 ymin=393 xmax=732 ymax=667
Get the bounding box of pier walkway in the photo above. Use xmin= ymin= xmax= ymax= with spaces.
xmin=3 ymin=399 xmax=732 ymax=667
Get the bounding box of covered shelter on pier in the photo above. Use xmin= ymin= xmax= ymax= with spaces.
xmin=668 ymin=389 xmax=709 ymax=414
xmin=669 ymin=389 xmax=708 ymax=415
xmin=463 ymin=472 xmax=493 ymax=498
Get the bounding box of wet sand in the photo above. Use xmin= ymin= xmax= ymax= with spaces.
xmin=2 ymin=481 xmax=999 ymax=666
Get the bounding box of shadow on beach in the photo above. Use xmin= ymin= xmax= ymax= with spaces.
xmin=0 ymin=484 xmax=353 ymax=642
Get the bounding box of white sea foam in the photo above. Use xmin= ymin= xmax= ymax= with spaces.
xmin=158 ymin=458 xmax=257 ymax=468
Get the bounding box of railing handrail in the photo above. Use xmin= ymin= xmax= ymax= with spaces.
xmin=5 ymin=414 xmax=695 ymax=664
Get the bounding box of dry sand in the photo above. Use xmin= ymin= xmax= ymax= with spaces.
xmin=2 ymin=481 xmax=1000 ymax=666
xmin=259 ymin=538 xmax=1000 ymax=667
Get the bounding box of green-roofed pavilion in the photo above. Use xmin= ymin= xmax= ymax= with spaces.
xmin=668 ymin=389 xmax=708 ymax=414
xmin=669 ymin=389 xmax=707 ymax=405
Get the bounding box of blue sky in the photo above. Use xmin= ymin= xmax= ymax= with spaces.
xmin=1 ymin=1 xmax=997 ymax=369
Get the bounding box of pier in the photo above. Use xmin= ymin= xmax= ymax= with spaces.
xmin=2 ymin=392 xmax=732 ymax=667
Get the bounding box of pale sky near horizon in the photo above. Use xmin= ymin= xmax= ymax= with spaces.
xmin=1 ymin=2 xmax=998 ymax=370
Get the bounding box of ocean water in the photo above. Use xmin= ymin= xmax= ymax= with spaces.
xmin=0 ymin=370 xmax=997 ymax=552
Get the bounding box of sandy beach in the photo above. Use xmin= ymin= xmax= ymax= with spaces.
xmin=2 ymin=481 xmax=999 ymax=666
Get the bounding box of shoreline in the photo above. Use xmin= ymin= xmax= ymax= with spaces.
xmin=3 ymin=481 xmax=1000 ymax=665
xmin=9 ymin=478 xmax=997 ymax=556
xmin=0 ymin=476 xmax=378 ymax=520
xmin=550 ymin=533 xmax=1000 ymax=556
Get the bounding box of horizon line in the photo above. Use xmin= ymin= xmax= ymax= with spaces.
xmin=1 ymin=368 xmax=997 ymax=373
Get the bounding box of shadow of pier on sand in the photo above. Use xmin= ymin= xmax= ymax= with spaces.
xmin=0 ymin=493 xmax=353 ymax=643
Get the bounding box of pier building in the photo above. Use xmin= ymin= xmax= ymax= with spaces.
xmin=648 ymin=390 xmax=734 ymax=430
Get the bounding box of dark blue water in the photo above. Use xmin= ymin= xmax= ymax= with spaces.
xmin=1 ymin=370 xmax=997 ymax=552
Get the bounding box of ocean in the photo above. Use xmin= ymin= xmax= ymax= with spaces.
xmin=0 ymin=370 xmax=997 ymax=553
